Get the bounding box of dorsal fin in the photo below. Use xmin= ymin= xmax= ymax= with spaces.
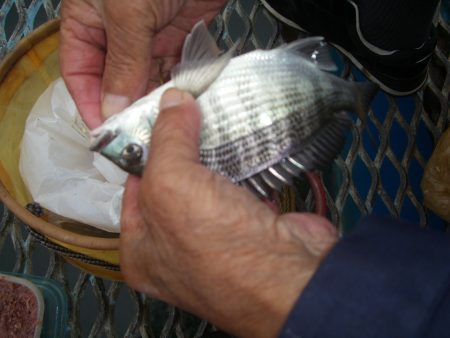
xmin=180 ymin=20 xmax=221 ymax=63
xmin=172 ymin=21 xmax=237 ymax=97
xmin=282 ymin=36 xmax=337 ymax=72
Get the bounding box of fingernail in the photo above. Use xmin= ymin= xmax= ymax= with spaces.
xmin=160 ymin=88 xmax=189 ymax=110
xmin=102 ymin=93 xmax=131 ymax=118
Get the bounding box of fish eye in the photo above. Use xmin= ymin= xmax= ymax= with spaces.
xmin=121 ymin=143 xmax=143 ymax=164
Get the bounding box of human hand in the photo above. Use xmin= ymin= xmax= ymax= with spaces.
xmin=60 ymin=0 xmax=227 ymax=129
xmin=120 ymin=89 xmax=338 ymax=338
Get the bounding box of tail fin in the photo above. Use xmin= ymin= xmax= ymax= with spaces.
xmin=355 ymin=81 xmax=378 ymax=123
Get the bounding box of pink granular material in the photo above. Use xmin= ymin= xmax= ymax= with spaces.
xmin=0 ymin=278 xmax=39 ymax=338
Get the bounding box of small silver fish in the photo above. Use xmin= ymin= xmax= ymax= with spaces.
xmin=90 ymin=21 xmax=377 ymax=198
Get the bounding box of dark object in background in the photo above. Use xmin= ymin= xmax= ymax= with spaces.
xmin=25 ymin=202 xmax=44 ymax=217
xmin=202 ymin=330 xmax=234 ymax=338
xmin=260 ymin=0 xmax=440 ymax=95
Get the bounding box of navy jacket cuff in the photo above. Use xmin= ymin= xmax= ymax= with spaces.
xmin=279 ymin=216 xmax=450 ymax=338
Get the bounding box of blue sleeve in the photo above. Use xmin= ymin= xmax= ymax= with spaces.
xmin=279 ymin=216 xmax=450 ymax=338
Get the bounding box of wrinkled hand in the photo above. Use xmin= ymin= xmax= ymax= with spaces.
xmin=120 ymin=89 xmax=338 ymax=338
xmin=60 ymin=0 xmax=227 ymax=129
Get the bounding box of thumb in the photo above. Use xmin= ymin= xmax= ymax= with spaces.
xmin=148 ymin=88 xmax=202 ymax=167
xmin=101 ymin=1 xmax=153 ymax=118
xmin=279 ymin=213 xmax=338 ymax=258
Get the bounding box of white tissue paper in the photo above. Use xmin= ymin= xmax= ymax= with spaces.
xmin=19 ymin=78 xmax=127 ymax=232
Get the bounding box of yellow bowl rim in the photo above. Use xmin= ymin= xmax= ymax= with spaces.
xmin=0 ymin=19 xmax=120 ymax=251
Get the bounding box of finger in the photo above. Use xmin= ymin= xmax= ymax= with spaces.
xmin=60 ymin=0 xmax=106 ymax=129
xmin=149 ymin=89 xmax=202 ymax=167
xmin=147 ymin=56 xmax=180 ymax=92
xmin=119 ymin=175 xmax=154 ymax=295
xmin=101 ymin=0 xmax=154 ymax=118
xmin=121 ymin=175 xmax=144 ymax=233
xmin=279 ymin=213 xmax=338 ymax=257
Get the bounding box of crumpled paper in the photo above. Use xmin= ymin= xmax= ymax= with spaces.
xmin=422 ymin=126 xmax=450 ymax=222
xmin=19 ymin=78 xmax=127 ymax=232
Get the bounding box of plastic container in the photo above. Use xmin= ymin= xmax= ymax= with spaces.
xmin=0 ymin=272 xmax=68 ymax=337
xmin=0 ymin=273 xmax=44 ymax=337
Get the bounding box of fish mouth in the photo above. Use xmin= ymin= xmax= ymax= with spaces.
xmin=89 ymin=129 xmax=118 ymax=152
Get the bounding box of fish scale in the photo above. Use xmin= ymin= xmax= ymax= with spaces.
xmin=200 ymin=106 xmax=343 ymax=182
xmin=89 ymin=21 xmax=377 ymax=197
xmin=199 ymin=73 xmax=334 ymax=148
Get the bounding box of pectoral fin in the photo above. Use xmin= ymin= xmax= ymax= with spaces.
xmin=172 ymin=21 xmax=237 ymax=97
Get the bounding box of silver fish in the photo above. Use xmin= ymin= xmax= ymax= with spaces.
xmin=90 ymin=21 xmax=377 ymax=198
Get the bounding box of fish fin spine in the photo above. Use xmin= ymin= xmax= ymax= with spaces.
xmin=292 ymin=112 xmax=351 ymax=171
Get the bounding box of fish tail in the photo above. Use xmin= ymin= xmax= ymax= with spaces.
xmin=354 ymin=81 xmax=378 ymax=123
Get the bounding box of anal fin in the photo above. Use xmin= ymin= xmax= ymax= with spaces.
xmin=240 ymin=112 xmax=351 ymax=199
xmin=292 ymin=112 xmax=350 ymax=171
